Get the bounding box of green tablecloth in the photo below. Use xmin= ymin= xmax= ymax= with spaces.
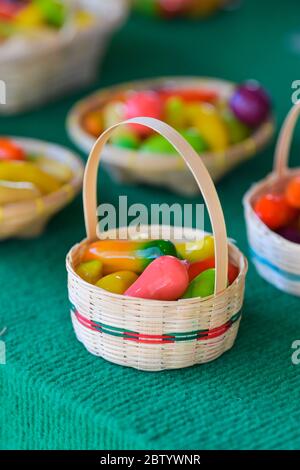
xmin=1 ymin=0 xmax=300 ymax=450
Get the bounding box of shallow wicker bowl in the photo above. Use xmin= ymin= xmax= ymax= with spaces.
xmin=66 ymin=117 xmax=248 ymax=371
xmin=0 ymin=138 xmax=84 ymax=240
xmin=0 ymin=0 xmax=128 ymax=114
xmin=244 ymin=103 xmax=300 ymax=296
xmin=67 ymin=77 xmax=274 ymax=196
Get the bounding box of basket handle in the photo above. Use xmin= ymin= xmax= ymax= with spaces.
xmin=274 ymin=102 xmax=300 ymax=178
xmin=83 ymin=117 xmax=228 ymax=295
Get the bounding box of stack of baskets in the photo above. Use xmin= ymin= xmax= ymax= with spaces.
xmin=244 ymin=103 xmax=300 ymax=296
xmin=66 ymin=117 xmax=248 ymax=371
xmin=0 ymin=0 xmax=128 ymax=114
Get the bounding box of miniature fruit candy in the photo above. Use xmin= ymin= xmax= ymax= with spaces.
xmin=180 ymin=128 xmax=208 ymax=153
xmin=36 ymin=0 xmax=66 ymax=28
xmin=82 ymin=110 xmax=103 ymax=137
xmin=277 ymin=226 xmax=300 ymax=244
xmin=35 ymin=157 xmax=73 ymax=183
xmin=285 ymin=176 xmax=300 ymax=209
xmin=0 ymin=139 xmax=26 ymax=161
xmin=160 ymin=88 xmax=218 ymax=103
xmin=230 ymin=81 xmax=271 ymax=128
xmin=182 ymin=268 xmax=215 ymax=299
xmin=176 ymin=236 xmax=214 ymax=263
xmin=0 ymin=180 xmax=40 ymax=205
xmin=140 ymin=134 xmax=175 ymax=154
xmin=76 ymin=260 xmax=103 ymax=285
xmin=124 ymin=91 xmax=162 ymax=137
xmin=96 ymin=271 xmax=138 ymax=295
xmin=164 ymin=96 xmax=186 ymax=129
xmin=158 ymin=0 xmax=192 ymax=17
xmin=254 ymin=193 xmax=298 ymax=230
xmin=194 ymin=103 xmax=229 ymax=151
xmin=83 ymin=239 xmax=177 ymax=274
xmin=188 ymin=257 xmax=239 ymax=285
xmin=0 ymin=161 xmax=61 ymax=194
xmin=113 ymin=132 xmax=140 ymax=150
xmin=221 ymin=108 xmax=250 ymax=145
xmin=125 ymin=256 xmax=189 ymax=301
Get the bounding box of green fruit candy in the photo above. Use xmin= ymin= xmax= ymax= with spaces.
xmin=180 ymin=128 xmax=209 ymax=153
xmin=182 ymin=268 xmax=215 ymax=299
xmin=112 ymin=133 xmax=140 ymax=150
xmin=140 ymin=134 xmax=175 ymax=154
xmin=164 ymin=96 xmax=186 ymax=129
xmin=222 ymin=108 xmax=250 ymax=145
xmin=36 ymin=0 xmax=67 ymax=29
xmin=133 ymin=0 xmax=159 ymax=16
xmin=76 ymin=260 xmax=103 ymax=285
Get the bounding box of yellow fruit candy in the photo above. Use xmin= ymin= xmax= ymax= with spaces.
xmin=74 ymin=10 xmax=94 ymax=28
xmin=15 ymin=4 xmax=45 ymax=28
xmin=76 ymin=260 xmax=103 ymax=285
xmin=176 ymin=236 xmax=215 ymax=263
xmin=0 ymin=161 xmax=61 ymax=194
xmin=96 ymin=271 xmax=139 ymax=295
xmin=0 ymin=180 xmax=40 ymax=205
xmin=192 ymin=103 xmax=229 ymax=152
xmin=35 ymin=158 xmax=73 ymax=183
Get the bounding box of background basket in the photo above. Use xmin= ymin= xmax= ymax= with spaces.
xmin=244 ymin=103 xmax=300 ymax=296
xmin=0 ymin=138 xmax=84 ymax=240
xmin=66 ymin=117 xmax=248 ymax=371
xmin=67 ymin=77 xmax=274 ymax=196
xmin=0 ymin=0 xmax=128 ymax=114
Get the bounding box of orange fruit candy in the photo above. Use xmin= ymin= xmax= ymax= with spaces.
xmin=285 ymin=176 xmax=300 ymax=209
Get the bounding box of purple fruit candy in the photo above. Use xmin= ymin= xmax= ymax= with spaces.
xmin=230 ymin=81 xmax=271 ymax=127
xmin=277 ymin=226 xmax=300 ymax=244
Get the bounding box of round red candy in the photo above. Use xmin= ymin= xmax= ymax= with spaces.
xmin=285 ymin=176 xmax=300 ymax=209
xmin=254 ymin=193 xmax=298 ymax=230
xmin=0 ymin=138 xmax=26 ymax=161
xmin=158 ymin=0 xmax=192 ymax=17
xmin=124 ymin=91 xmax=163 ymax=137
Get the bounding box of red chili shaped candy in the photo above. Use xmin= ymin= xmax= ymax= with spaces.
xmin=0 ymin=139 xmax=26 ymax=161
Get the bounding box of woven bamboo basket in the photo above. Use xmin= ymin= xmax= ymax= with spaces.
xmin=66 ymin=117 xmax=248 ymax=371
xmin=67 ymin=77 xmax=274 ymax=196
xmin=0 ymin=0 xmax=128 ymax=115
xmin=0 ymin=138 xmax=84 ymax=240
xmin=244 ymin=103 xmax=300 ymax=296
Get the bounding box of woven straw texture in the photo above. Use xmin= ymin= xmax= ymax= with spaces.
xmin=67 ymin=77 xmax=274 ymax=195
xmin=1 ymin=0 xmax=300 ymax=450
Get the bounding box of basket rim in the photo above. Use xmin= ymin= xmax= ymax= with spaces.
xmin=243 ymin=167 xmax=300 ymax=251
xmin=0 ymin=0 xmax=129 ymax=63
xmin=67 ymin=75 xmax=275 ymax=170
xmin=66 ymin=227 xmax=248 ymax=306
xmin=0 ymin=136 xmax=84 ymax=218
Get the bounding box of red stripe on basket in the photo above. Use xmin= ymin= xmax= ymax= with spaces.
xmin=197 ymin=321 xmax=231 ymax=340
xmin=124 ymin=331 xmax=175 ymax=340
xmin=124 ymin=336 xmax=175 ymax=344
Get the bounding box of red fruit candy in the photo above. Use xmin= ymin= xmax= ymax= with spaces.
xmin=159 ymin=0 xmax=193 ymax=17
xmin=188 ymin=257 xmax=239 ymax=285
xmin=159 ymin=88 xmax=218 ymax=104
xmin=285 ymin=176 xmax=300 ymax=209
xmin=0 ymin=138 xmax=26 ymax=161
xmin=124 ymin=91 xmax=163 ymax=137
xmin=254 ymin=193 xmax=298 ymax=230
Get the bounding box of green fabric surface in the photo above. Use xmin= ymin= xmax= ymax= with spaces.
xmin=1 ymin=0 xmax=300 ymax=450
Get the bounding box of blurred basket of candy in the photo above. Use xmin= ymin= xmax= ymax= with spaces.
xmin=132 ymin=0 xmax=234 ymax=18
xmin=244 ymin=103 xmax=300 ymax=296
xmin=68 ymin=77 xmax=274 ymax=196
xmin=0 ymin=137 xmax=83 ymax=239
xmin=0 ymin=0 xmax=128 ymax=114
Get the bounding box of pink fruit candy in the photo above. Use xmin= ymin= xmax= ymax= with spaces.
xmin=124 ymin=91 xmax=163 ymax=137
xmin=124 ymin=256 xmax=189 ymax=301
